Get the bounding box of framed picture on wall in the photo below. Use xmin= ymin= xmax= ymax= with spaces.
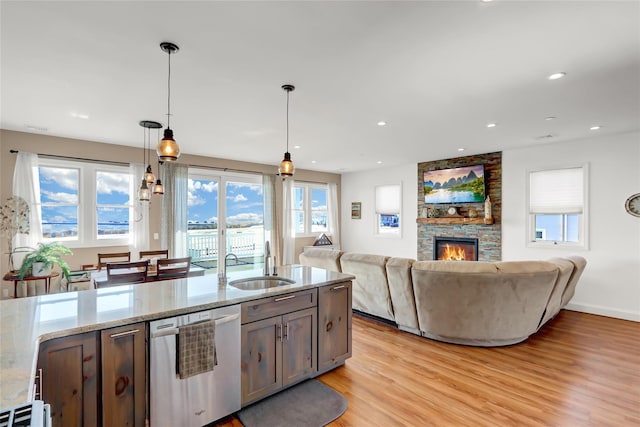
xmin=351 ymin=202 xmax=362 ymax=219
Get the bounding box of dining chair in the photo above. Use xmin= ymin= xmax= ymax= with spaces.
xmin=156 ymin=257 xmax=191 ymax=281
xmin=97 ymin=252 xmax=131 ymax=270
xmin=102 ymin=260 xmax=149 ymax=287
xmin=139 ymin=250 xmax=169 ymax=262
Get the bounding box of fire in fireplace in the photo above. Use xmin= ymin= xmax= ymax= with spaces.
xmin=433 ymin=237 xmax=478 ymax=261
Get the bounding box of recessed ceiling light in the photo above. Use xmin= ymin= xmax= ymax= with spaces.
xmin=377 ymin=161 xmax=383 ymax=164
xmin=458 ymin=148 xmax=465 ymax=152
xmin=311 ymin=160 xmax=317 ymax=164
xmin=71 ymin=112 xmax=89 ymax=119
xmin=377 ymin=121 xmax=387 ymax=126
xmin=545 ymin=116 xmax=557 ymax=121
xmin=548 ymin=72 xmax=566 ymax=80
xmin=486 ymin=123 xmax=497 ymax=128
xmin=590 ymin=125 xmax=602 ymax=131
xmin=293 ymin=145 xmax=301 ymax=149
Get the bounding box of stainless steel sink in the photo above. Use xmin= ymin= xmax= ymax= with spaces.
xmin=228 ymin=276 xmax=295 ymax=291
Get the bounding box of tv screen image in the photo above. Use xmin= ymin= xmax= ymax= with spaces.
xmin=423 ymin=165 xmax=485 ymax=204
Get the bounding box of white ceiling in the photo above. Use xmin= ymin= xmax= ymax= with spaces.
xmin=1 ymin=1 xmax=639 ymax=174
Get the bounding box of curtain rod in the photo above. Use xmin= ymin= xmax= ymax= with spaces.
xmin=9 ymin=149 xmax=130 ymax=167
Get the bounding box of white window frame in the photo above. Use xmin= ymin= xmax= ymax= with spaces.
xmin=526 ymin=164 xmax=589 ymax=249
xmin=293 ymin=182 xmax=328 ymax=237
xmin=374 ymin=183 xmax=402 ymax=238
xmin=37 ymin=157 xmax=133 ymax=248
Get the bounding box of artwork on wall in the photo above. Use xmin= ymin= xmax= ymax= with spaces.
xmin=351 ymin=202 xmax=361 ymax=219
xmin=423 ymin=164 xmax=485 ymax=204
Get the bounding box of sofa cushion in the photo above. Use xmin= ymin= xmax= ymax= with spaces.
xmin=340 ymin=253 xmax=394 ymax=322
xmin=386 ymin=257 xmax=419 ymax=333
xmin=298 ymin=248 xmax=343 ymax=272
xmin=541 ymin=258 xmax=576 ymax=326
xmin=561 ymin=255 xmax=587 ymax=307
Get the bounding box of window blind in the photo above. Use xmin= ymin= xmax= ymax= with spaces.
xmin=375 ymin=184 xmax=401 ymax=214
xmin=529 ymin=167 xmax=584 ymax=214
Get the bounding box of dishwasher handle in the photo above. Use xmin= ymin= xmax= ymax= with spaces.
xmin=150 ymin=313 xmax=239 ymax=338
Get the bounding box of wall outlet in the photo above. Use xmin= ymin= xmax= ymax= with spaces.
xmin=154 ymin=232 xmax=159 ymax=240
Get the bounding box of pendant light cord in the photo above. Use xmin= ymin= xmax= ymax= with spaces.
xmin=286 ymin=89 xmax=290 ymax=152
xmin=167 ymin=48 xmax=172 ymax=129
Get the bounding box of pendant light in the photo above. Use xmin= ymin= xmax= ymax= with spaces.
xmin=140 ymin=120 xmax=162 ymax=186
xmin=157 ymin=42 xmax=181 ymax=162
xmin=278 ymin=84 xmax=295 ymax=177
xmin=153 ymin=128 xmax=165 ymax=195
xmin=138 ymin=124 xmax=151 ymax=202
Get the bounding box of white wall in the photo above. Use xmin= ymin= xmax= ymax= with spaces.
xmin=503 ymin=131 xmax=640 ymax=321
xmin=341 ymin=164 xmax=417 ymax=259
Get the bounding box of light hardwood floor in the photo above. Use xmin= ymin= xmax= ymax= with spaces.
xmin=216 ymin=310 xmax=640 ymax=426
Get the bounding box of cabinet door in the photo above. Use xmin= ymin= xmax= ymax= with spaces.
xmin=101 ymin=323 xmax=147 ymax=427
xmin=241 ymin=316 xmax=282 ymax=405
xmin=318 ymin=281 xmax=352 ymax=373
xmin=37 ymin=332 xmax=99 ymax=427
xmin=282 ymin=307 xmax=317 ymax=387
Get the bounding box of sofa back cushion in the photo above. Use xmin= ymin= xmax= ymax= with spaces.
xmin=340 ymin=253 xmax=394 ymax=321
xmin=386 ymin=257 xmax=419 ymax=332
xmin=541 ymin=258 xmax=576 ymax=326
xmin=561 ymin=256 xmax=587 ymax=307
xmin=298 ymin=248 xmax=343 ymax=272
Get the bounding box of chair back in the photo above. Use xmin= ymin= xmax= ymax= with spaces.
xmin=156 ymin=257 xmax=191 ymax=281
xmin=98 ymin=252 xmax=131 ymax=270
xmin=139 ymin=250 xmax=169 ymax=261
xmin=103 ymin=260 xmax=149 ymax=286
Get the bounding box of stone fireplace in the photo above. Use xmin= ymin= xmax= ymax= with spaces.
xmin=433 ymin=237 xmax=478 ymax=261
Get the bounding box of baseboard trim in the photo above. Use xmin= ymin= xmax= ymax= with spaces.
xmin=564 ymin=303 xmax=640 ymax=322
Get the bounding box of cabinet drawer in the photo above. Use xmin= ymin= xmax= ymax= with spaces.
xmin=241 ymin=288 xmax=317 ymax=324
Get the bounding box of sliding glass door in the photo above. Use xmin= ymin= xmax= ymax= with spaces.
xmin=187 ymin=169 xmax=264 ymax=276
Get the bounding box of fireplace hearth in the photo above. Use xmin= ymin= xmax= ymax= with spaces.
xmin=434 ymin=237 xmax=478 ymax=261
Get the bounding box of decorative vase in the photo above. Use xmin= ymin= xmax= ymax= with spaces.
xmin=484 ymin=196 xmax=492 ymax=220
xmin=31 ymin=262 xmax=51 ymax=277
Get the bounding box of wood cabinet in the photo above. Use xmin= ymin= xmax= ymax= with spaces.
xmin=240 ymin=290 xmax=317 ymax=406
xmin=318 ymin=281 xmax=352 ymax=374
xmin=101 ymin=322 xmax=147 ymax=427
xmin=37 ymin=332 xmax=99 ymax=427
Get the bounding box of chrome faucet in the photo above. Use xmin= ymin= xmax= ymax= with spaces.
xmin=264 ymin=241 xmax=271 ymax=276
xmin=219 ymin=252 xmax=238 ymax=281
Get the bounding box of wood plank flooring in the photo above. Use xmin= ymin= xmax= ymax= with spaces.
xmin=214 ymin=310 xmax=640 ymax=426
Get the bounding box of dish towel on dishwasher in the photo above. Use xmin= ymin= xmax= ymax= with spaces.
xmin=177 ymin=319 xmax=218 ymax=379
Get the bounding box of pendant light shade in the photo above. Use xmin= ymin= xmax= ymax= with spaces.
xmin=144 ymin=165 xmax=155 ymax=185
xmin=139 ymin=120 xmax=162 ymax=188
xmin=157 ymin=42 xmax=181 ymax=162
xmin=153 ymin=160 xmax=165 ymax=195
xmin=278 ymin=84 xmax=295 ymax=177
xmin=138 ymin=179 xmax=150 ymax=202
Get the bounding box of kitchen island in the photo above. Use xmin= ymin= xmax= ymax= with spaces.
xmin=0 ymin=265 xmax=354 ymax=418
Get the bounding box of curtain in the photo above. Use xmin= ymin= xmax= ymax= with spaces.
xmin=282 ymin=178 xmax=295 ymax=265
xmin=327 ymin=182 xmax=340 ymax=249
xmin=12 ymin=152 xmax=43 ymax=251
xmin=161 ymin=162 xmax=189 ymax=257
xmin=263 ymin=174 xmax=281 ymax=266
xmin=129 ymin=163 xmax=150 ymax=256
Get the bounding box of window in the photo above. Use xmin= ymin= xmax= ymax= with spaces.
xmin=37 ymin=158 xmax=133 ymax=247
xmin=528 ymin=165 xmax=588 ymax=248
xmin=375 ymin=184 xmax=401 ymax=236
xmin=293 ymin=183 xmax=328 ymax=236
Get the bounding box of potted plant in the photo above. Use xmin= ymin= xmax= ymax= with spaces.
xmin=18 ymin=242 xmax=73 ymax=280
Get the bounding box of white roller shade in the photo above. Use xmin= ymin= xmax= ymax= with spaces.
xmin=375 ymin=184 xmax=401 ymax=214
xmin=529 ymin=167 xmax=584 ymax=214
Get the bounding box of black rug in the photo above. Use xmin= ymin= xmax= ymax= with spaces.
xmin=237 ymin=379 xmax=347 ymax=427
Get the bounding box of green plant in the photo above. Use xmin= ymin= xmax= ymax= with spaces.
xmin=18 ymin=242 xmax=73 ymax=280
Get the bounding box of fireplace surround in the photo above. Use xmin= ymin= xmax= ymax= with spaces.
xmin=433 ymin=237 xmax=478 ymax=261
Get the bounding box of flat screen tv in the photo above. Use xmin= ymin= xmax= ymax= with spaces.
xmin=423 ymin=164 xmax=485 ymax=204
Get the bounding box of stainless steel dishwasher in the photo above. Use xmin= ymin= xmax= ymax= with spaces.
xmin=149 ymin=304 xmax=241 ymax=427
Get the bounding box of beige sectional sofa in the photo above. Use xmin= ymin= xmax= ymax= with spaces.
xmin=299 ymin=248 xmax=586 ymax=347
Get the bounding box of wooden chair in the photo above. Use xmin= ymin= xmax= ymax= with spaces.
xmin=139 ymin=250 xmax=169 ymax=261
xmin=101 ymin=260 xmax=149 ymax=287
xmin=156 ymin=257 xmax=191 ymax=281
xmin=98 ymin=252 xmax=131 ymax=270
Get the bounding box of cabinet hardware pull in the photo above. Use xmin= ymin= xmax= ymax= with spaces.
xmin=110 ymin=329 xmax=140 ymax=338
xmin=330 ymin=285 xmax=346 ymax=291
xmin=34 ymin=368 xmax=43 ymax=400
xmin=284 ymin=323 xmax=289 ymax=340
xmin=274 ymin=295 xmax=296 ymax=302
xmin=277 ymin=324 xmax=283 ymax=342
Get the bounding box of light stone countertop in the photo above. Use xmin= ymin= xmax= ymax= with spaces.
xmin=0 ymin=265 xmax=354 ymax=409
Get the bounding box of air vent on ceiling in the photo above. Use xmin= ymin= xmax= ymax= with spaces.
xmin=535 ymin=134 xmax=555 ymax=141
xmin=24 ymin=124 xmax=48 ymax=132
